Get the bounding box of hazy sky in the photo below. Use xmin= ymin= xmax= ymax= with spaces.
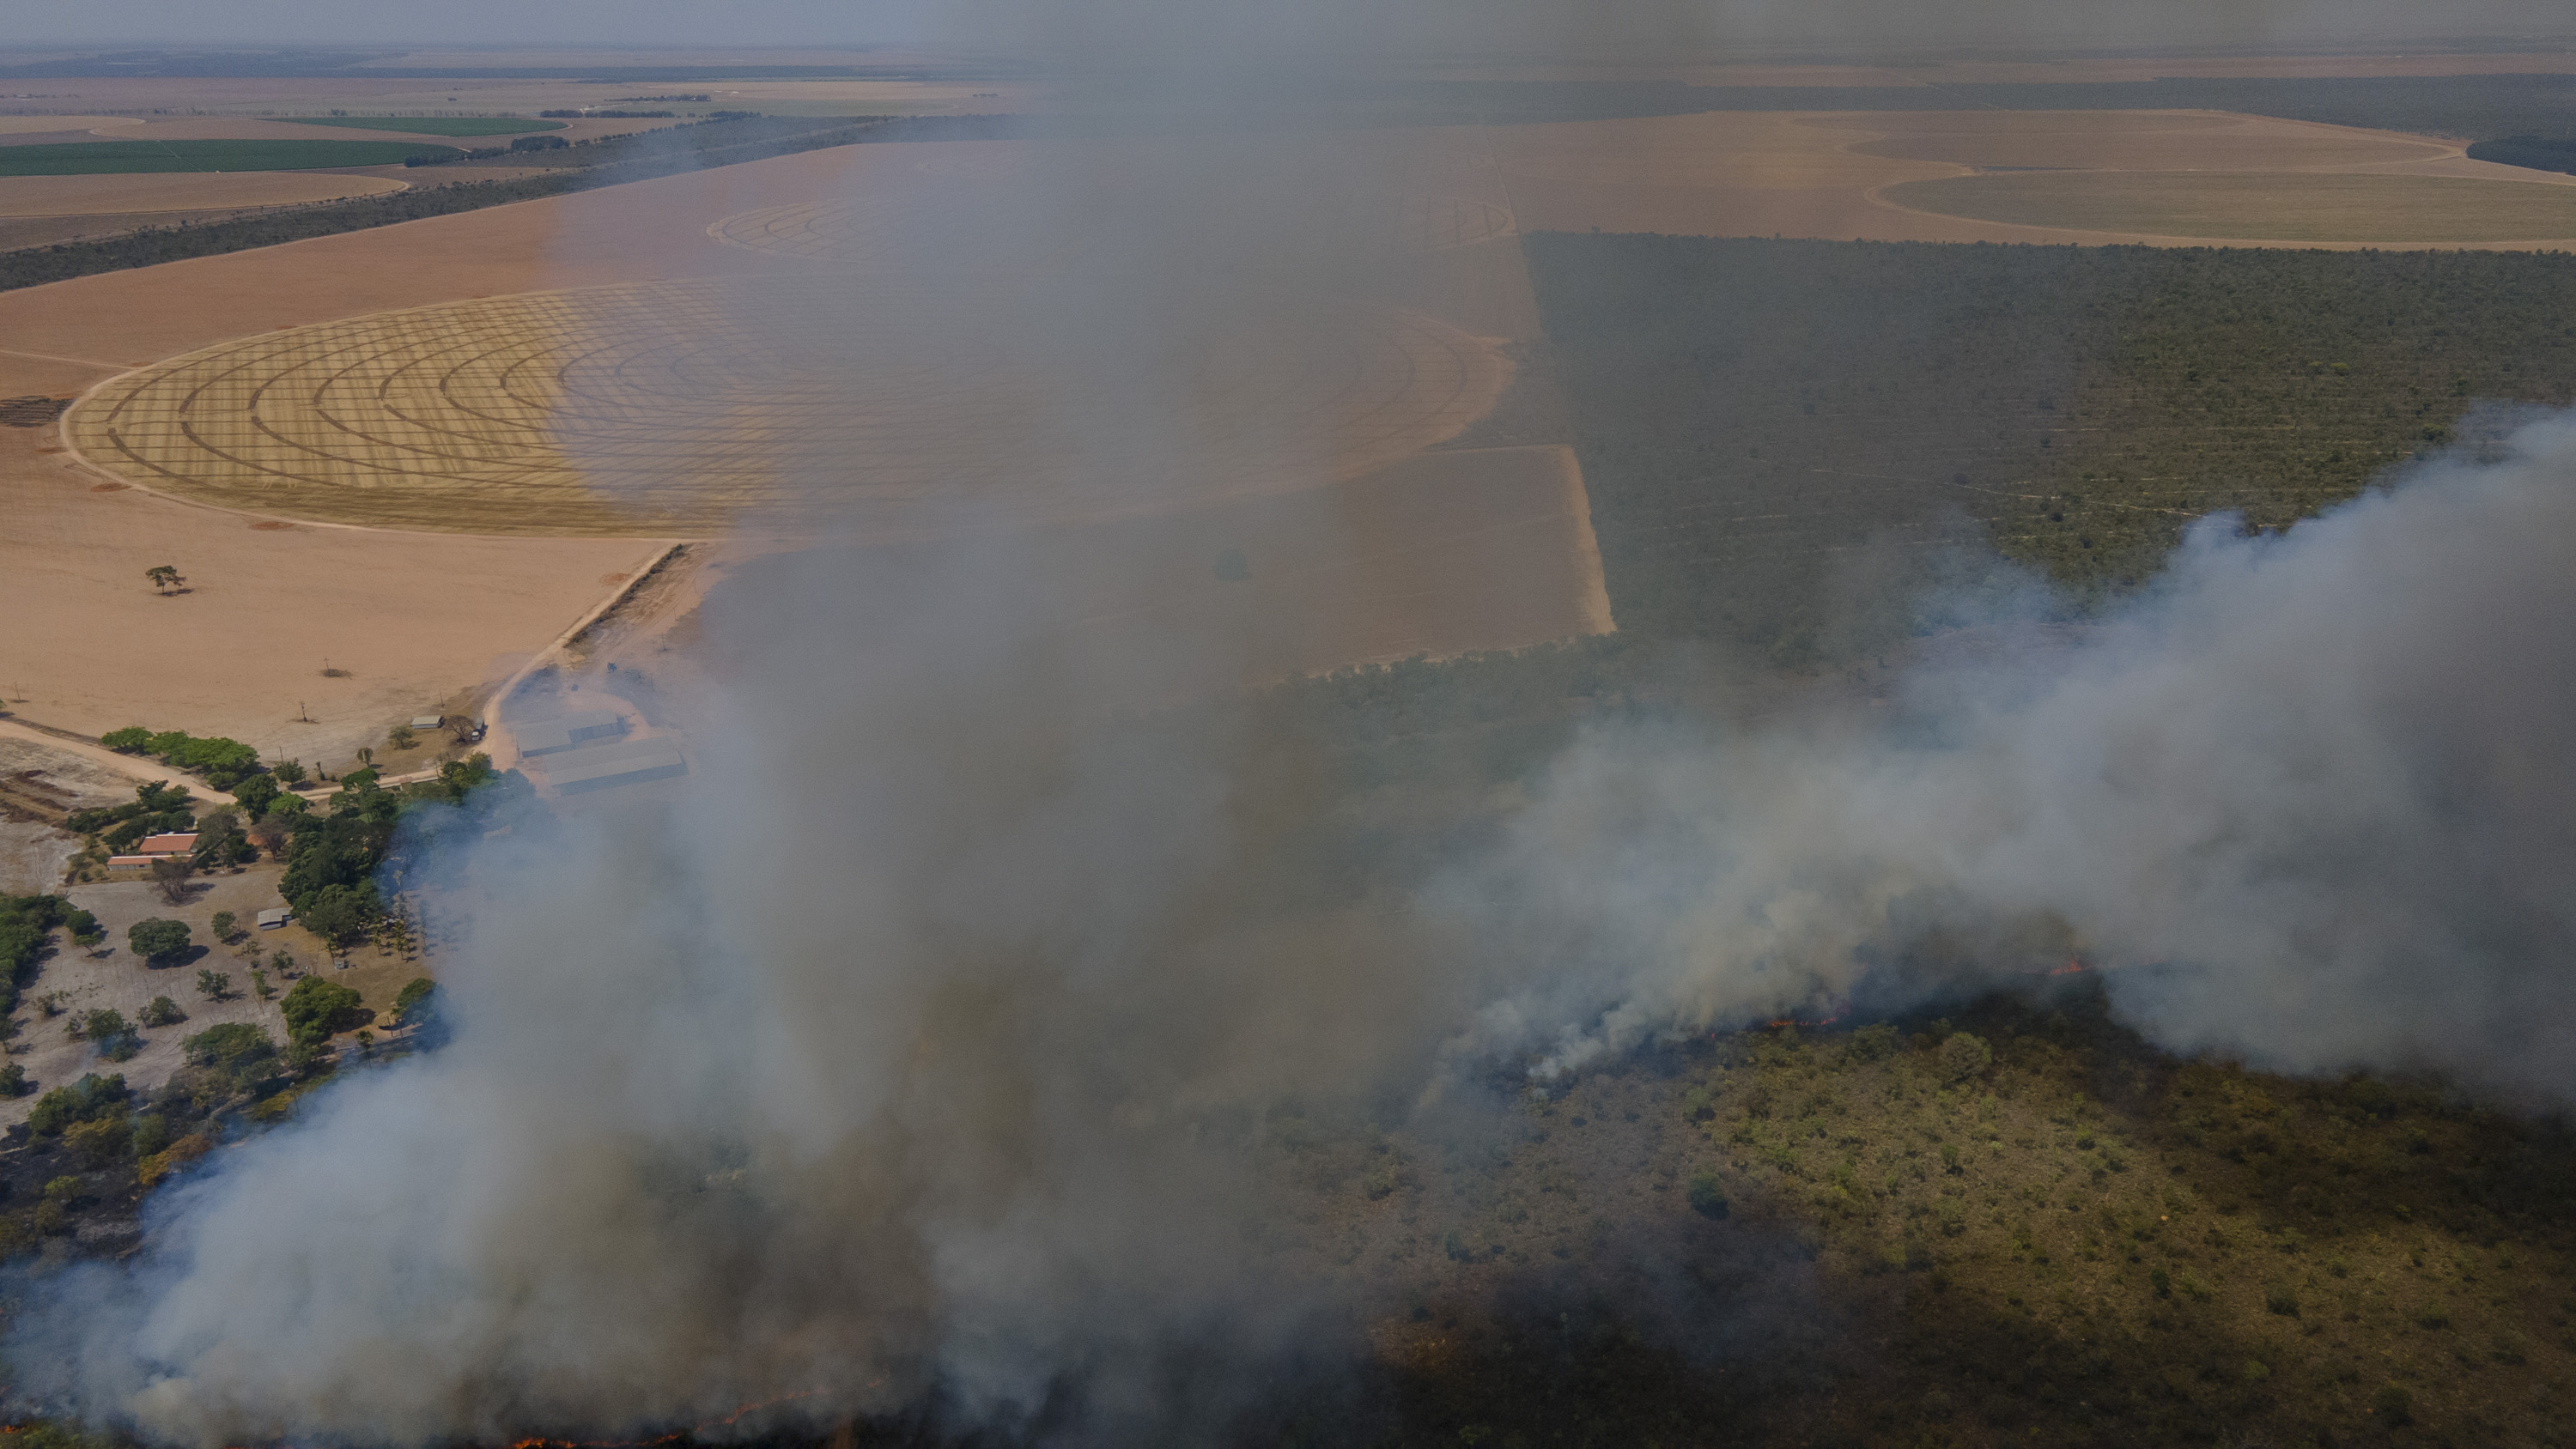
xmin=8 ymin=0 xmax=2576 ymax=55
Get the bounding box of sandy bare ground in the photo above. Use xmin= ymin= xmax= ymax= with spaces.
xmin=1485 ymin=109 xmax=2576 ymax=250
xmin=0 ymin=171 xmax=407 ymax=215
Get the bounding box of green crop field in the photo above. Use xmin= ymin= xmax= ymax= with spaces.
xmin=0 ymin=139 xmax=465 ymax=175
xmin=275 ymin=115 xmax=565 ymax=136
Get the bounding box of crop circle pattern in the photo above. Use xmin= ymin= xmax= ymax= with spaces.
xmin=67 ymin=275 xmax=1509 ymax=537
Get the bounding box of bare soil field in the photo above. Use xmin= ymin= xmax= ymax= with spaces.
xmin=1486 ymin=109 xmax=2576 ymax=249
xmin=1887 ymin=170 xmax=2576 ymax=243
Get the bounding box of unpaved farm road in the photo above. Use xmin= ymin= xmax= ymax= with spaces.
xmin=0 ymin=718 xmax=179 ymax=791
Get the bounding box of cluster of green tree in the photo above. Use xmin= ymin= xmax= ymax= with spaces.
xmin=99 ymin=726 xmax=260 ymax=787
xmin=0 ymin=138 xmax=462 ymax=177
xmin=2468 ymin=134 xmax=2576 ymax=174
xmin=0 ymin=893 xmax=91 ymax=1021
xmin=63 ymin=778 xmax=196 ymax=845
xmin=1522 ymin=235 xmax=2576 ymax=658
xmin=0 ymin=1019 xmax=301 ymax=1248
xmin=281 ymin=976 xmax=365 ymax=1050
xmin=0 ymin=113 xmax=1035 ymax=296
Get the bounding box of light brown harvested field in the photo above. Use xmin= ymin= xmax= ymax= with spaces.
xmin=0 ymin=116 xmax=143 ymax=136
xmin=1886 ymin=170 xmax=2576 ymax=243
xmin=65 ymin=275 xmax=1508 ymax=537
xmin=0 ymin=171 xmax=406 ymax=215
xmin=2 ymin=125 xmax=1607 ymax=749
xmin=1832 ymin=109 xmax=2452 ymax=170
xmin=1485 ymin=109 xmax=2576 ymax=250
xmin=1048 ymin=445 xmax=1613 ymax=681
xmin=0 ymin=416 xmax=665 ymax=762
xmin=1457 ymin=50 xmax=2576 ymax=86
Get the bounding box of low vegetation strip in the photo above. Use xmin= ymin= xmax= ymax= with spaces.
xmin=1522 ymin=235 xmax=2576 ymax=657
xmin=1884 ymin=172 xmax=2576 ymax=244
xmin=0 ymin=139 xmax=462 ymax=175
xmin=2469 ymin=133 xmax=2576 ymax=175
xmin=0 ymin=113 xmax=1036 ymax=294
xmin=274 ymin=115 xmax=565 ymax=136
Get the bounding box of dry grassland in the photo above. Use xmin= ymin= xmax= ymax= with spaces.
xmin=1486 ymin=108 xmax=2576 ymax=249
xmin=0 ymin=172 xmax=406 ymax=215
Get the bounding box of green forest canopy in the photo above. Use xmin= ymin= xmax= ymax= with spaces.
xmin=0 ymin=139 xmax=460 ymax=175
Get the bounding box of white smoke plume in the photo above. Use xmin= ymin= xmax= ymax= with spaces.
xmin=1455 ymin=415 xmax=2576 ymax=1105
xmin=20 ymin=405 xmax=2576 ymax=1448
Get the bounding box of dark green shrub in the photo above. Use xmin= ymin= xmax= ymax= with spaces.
xmin=1686 ymin=1172 xmax=1729 ymax=1219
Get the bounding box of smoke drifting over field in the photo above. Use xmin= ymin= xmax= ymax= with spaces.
xmin=16 ymin=10 xmax=2576 ymax=1446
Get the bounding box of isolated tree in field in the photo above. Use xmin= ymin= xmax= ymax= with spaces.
xmin=149 ymin=856 xmax=194 ymax=905
xmin=387 ymin=724 xmax=416 ymax=751
xmin=354 ymin=746 xmax=373 ymax=769
xmin=269 ymin=759 xmax=307 ymax=787
xmin=144 ymin=565 xmax=183 ymax=594
xmin=66 ymin=907 xmax=103 ymax=955
xmin=83 ymin=1008 xmax=136 ymax=1061
xmin=210 ymin=910 xmax=235 ymax=942
xmin=139 ymin=995 xmax=185 ymax=1028
xmin=194 ymin=967 xmax=229 ymax=1000
xmin=127 ymin=917 xmax=190 ymax=964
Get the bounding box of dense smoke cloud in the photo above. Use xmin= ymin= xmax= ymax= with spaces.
xmin=1455 ymin=416 xmax=2576 ymax=1103
xmin=23 ymin=405 xmax=2576 ymax=1446
xmin=15 ymin=0 xmax=2576 ymax=1435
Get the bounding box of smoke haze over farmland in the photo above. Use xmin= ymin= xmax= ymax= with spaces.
xmin=12 ymin=2 xmax=2576 ymax=1445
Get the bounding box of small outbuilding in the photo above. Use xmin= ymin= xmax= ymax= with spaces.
xmin=514 ymin=709 xmax=626 ymax=756
xmin=410 ymin=715 xmax=445 ymax=731
xmin=137 ymin=833 xmax=197 ymax=855
xmin=257 ymin=907 xmax=293 ymax=930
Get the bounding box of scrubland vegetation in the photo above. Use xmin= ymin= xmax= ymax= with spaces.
xmin=1526 ymin=235 xmax=2576 ymax=657
xmin=1234 ymin=990 xmax=2576 ymax=1446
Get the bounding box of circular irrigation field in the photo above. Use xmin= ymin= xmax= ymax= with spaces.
xmin=65 ymin=275 xmax=1509 ymax=537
